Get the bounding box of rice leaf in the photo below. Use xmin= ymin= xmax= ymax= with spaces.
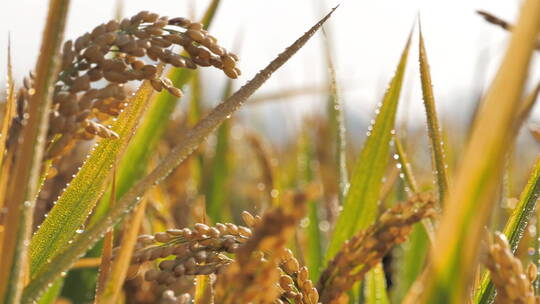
xmin=29 ymin=66 xmax=162 ymax=278
xmin=0 ymin=35 xmax=15 ymax=170
xmin=0 ymin=1 xmax=70 ymax=303
xmin=36 ymin=280 xmax=63 ymax=304
xmin=417 ymin=1 xmax=540 ymax=302
xmin=94 ymin=169 xmax=117 ymax=302
xmin=298 ymin=126 xmax=322 ymax=281
xmin=393 ymin=135 xmax=419 ymax=193
xmin=394 ymin=135 xmax=436 ymax=241
xmin=247 ymin=84 xmax=333 ymax=105
xmin=325 ymin=31 xmax=412 ymax=260
xmin=322 ymin=29 xmax=348 ymax=202
xmin=97 ymin=198 xmax=148 ymax=304
xmin=0 ymin=36 xmax=16 ymax=253
xmin=364 ymin=263 xmax=390 ymax=304
xmin=391 ymin=222 xmax=429 ymax=302
xmin=206 ymin=80 xmax=233 ymax=222
xmin=418 ymin=22 xmax=449 ymax=202
xmin=21 ymin=8 xmax=337 ymax=303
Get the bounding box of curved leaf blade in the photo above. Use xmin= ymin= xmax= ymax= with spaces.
xmin=29 ymin=70 xmax=161 ymax=277
xmin=418 ymin=23 xmax=449 ymax=202
xmin=364 ymin=263 xmax=390 ymax=304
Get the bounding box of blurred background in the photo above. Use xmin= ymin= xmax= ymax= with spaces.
xmin=1 ymin=0 xmax=539 ymax=188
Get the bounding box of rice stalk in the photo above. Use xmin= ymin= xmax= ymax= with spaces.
xmin=94 ymin=171 xmax=117 ymax=302
xmin=0 ymin=1 xmax=71 ymax=303
xmin=416 ymin=0 xmax=540 ymax=302
xmin=96 ymin=197 xmax=148 ymax=304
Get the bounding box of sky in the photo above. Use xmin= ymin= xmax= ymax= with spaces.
xmin=0 ymin=0 xmax=537 ymax=141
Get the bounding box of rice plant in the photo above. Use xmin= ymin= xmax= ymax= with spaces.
xmin=1 ymin=0 xmax=540 ymax=303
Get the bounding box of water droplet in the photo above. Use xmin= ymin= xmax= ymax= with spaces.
xmin=319 ymin=221 xmax=330 ymax=232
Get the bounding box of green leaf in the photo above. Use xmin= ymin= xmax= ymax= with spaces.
xmin=418 ymin=23 xmax=449 ymax=203
xmin=391 ymin=222 xmax=429 ymax=302
xmin=37 ymin=279 xmax=63 ymax=304
xmin=297 ymin=126 xmax=323 ymax=281
xmin=205 ymin=79 xmax=233 ymax=222
xmin=29 ymin=69 xmax=161 ymax=278
xmin=325 ymin=32 xmax=412 ymax=260
xmin=21 ymin=8 xmax=337 ymax=303
xmin=393 ymin=135 xmax=435 ymax=241
xmin=393 ymin=135 xmax=419 ymax=193
xmin=364 ymin=263 xmax=390 ymax=304
xmin=306 ymin=202 xmax=323 ymax=281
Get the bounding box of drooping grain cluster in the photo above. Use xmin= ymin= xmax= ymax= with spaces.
xmin=114 ymin=221 xmax=251 ymax=303
xmin=241 ymin=211 xmax=319 ymax=304
xmin=120 ymin=222 xmax=252 ymax=283
xmin=317 ymin=194 xmax=436 ymax=304
xmin=12 ymin=11 xmax=240 ymax=159
xmin=484 ymin=232 xmax=538 ymax=304
xmin=276 ymin=248 xmax=319 ymax=304
xmin=114 ymin=190 xmax=313 ymax=304
xmin=214 ymin=191 xmax=310 ymax=304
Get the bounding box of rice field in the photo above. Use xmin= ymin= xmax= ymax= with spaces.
xmin=1 ymin=1 xmax=540 ymax=303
